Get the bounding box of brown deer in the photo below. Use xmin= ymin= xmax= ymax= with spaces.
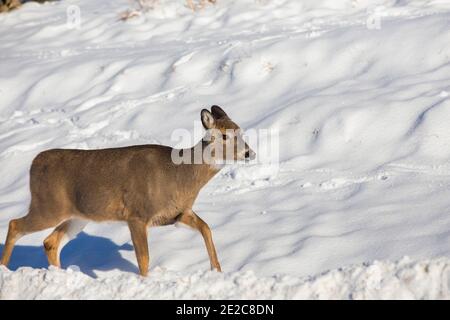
xmin=0 ymin=106 xmax=255 ymax=276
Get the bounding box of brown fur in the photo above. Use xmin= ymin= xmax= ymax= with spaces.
xmin=0 ymin=0 xmax=21 ymax=12
xmin=0 ymin=106 xmax=254 ymax=276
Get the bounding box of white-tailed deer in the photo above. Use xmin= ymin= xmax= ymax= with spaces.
xmin=0 ymin=106 xmax=255 ymax=276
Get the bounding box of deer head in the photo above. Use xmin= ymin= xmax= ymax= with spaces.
xmin=201 ymin=105 xmax=256 ymax=164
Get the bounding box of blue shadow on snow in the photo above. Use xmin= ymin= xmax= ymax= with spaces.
xmin=0 ymin=232 xmax=137 ymax=278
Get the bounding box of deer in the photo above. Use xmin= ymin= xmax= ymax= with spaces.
xmin=0 ymin=106 xmax=255 ymax=276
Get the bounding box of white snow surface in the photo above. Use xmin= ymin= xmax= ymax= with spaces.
xmin=1 ymin=0 xmax=450 ymax=299
xmin=1 ymin=257 xmax=449 ymax=299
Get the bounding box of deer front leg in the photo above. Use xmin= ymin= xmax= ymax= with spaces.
xmin=128 ymin=219 xmax=149 ymax=276
xmin=176 ymin=210 xmax=221 ymax=272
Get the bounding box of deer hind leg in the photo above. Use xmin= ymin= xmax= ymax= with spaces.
xmin=0 ymin=219 xmax=22 ymax=266
xmin=43 ymin=219 xmax=88 ymax=268
xmin=128 ymin=219 xmax=149 ymax=276
xmin=176 ymin=210 xmax=221 ymax=272
xmin=1 ymin=211 xmax=65 ymax=267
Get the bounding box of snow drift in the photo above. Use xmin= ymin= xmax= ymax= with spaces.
xmin=1 ymin=257 xmax=449 ymax=299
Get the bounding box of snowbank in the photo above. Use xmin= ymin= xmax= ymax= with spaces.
xmin=0 ymin=257 xmax=449 ymax=299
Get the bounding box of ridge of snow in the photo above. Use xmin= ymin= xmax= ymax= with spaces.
xmin=1 ymin=257 xmax=449 ymax=299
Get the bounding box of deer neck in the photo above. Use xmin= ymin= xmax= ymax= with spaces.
xmin=178 ymin=138 xmax=223 ymax=189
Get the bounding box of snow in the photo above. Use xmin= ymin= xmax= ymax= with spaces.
xmin=1 ymin=257 xmax=449 ymax=299
xmin=1 ymin=0 xmax=450 ymax=299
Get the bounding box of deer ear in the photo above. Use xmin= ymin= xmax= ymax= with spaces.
xmin=211 ymin=105 xmax=228 ymax=119
xmin=201 ymin=109 xmax=215 ymax=129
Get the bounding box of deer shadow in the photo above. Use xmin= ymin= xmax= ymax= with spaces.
xmin=0 ymin=232 xmax=138 ymax=278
